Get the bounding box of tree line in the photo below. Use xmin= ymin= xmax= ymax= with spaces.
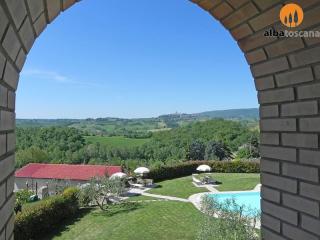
xmin=16 ymin=119 xmax=259 ymax=170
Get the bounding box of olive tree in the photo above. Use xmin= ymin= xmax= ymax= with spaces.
xmin=197 ymin=196 xmax=260 ymax=240
xmin=79 ymin=176 xmax=126 ymax=210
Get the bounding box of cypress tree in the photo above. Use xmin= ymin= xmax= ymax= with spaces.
xmin=289 ymin=13 xmax=293 ymax=27
xmin=294 ymin=10 xmax=298 ymax=26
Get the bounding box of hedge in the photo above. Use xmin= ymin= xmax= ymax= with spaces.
xmin=148 ymin=160 xmax=260 ymax=182
xmin=15 ymin=187 xmax=79 ymax=240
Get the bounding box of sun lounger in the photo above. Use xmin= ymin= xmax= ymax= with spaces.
xmin=202 ymin=176 xmax=221 ymax=185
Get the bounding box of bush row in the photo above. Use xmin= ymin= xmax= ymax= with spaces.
xmin=148 ymin=160 xmax=260 ymax=182
xmin=14 ymin=188 xmax=79 ymax=240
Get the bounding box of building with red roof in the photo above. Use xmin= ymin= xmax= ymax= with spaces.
xmin=15 ymin=163 xmax=122 ymax=195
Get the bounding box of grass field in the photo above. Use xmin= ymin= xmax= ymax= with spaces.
xmin=148 ymin=176 xmax=208 ymax=199
xmin=43 ymin=202 xmax=203 ymax=240
xmin=148 ymin=173 xmax=260 ymax=198
xmin=203 ymin=173 xmax=260 ymax=192
xmin=85 ymin=136 xmax=150 ymax=149
xmin=40 ymin=173 xmax=260 ymax=240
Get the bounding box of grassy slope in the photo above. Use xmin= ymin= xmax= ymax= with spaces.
xmin=148 ymin=173 xmax=260 ymax=198
xmin=206 ymin=173 xmax=260 ymax=192
xmin=148 ymin=176 xmax=208 ymax=199
xmin=42 ymin=173 xmax=260 ymax=240
xmin=85 ymin=136 xmax=150 ymax=149
xmin=70 ymin=119 xmax=167 ymax=134
xmin=44 ymin=202 xmax=203 ymax=240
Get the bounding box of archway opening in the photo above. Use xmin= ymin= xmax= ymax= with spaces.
xmin=2 ymin=1 xmax=320 ymax=240
xmin=14 ymin=0 xmax=260 ymax=239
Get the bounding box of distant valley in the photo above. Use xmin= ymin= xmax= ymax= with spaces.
xmin=17 ymin=108 xmax=259 ymax=135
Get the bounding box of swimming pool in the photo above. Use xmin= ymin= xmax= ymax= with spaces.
xmin=208 ymin=191 xmax=261 ymax=214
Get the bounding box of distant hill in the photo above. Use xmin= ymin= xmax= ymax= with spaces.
xmin=196 ymin=108 xmax=259 ymax=119
xmin=17 ymin=108 xmax=259 ymax=135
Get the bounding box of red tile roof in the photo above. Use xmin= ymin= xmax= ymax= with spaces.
xmin=15 ymin=163 xmax=122 ymax=181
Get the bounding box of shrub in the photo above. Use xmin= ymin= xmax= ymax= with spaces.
xmin=197 ymin=195 xmax=260 ymax=240
xmin=14 ymin=187 xmax=79 ymax=240
xmin=148 ymin=160 xmax=260 ymax=182
xmin=16 ymin=189 xmax=33 ymax=204
xmin=236 ymin=144 xmax=260 ymax=159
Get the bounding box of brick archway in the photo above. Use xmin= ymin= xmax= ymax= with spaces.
xmin=1 ymin=0 xmax=320 ymax=239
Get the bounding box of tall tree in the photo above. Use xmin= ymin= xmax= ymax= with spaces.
xmin=186 ymin=139 xmax=206 ymax=160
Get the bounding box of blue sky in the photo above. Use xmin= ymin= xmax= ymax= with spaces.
xmin=17 ymin=0 xmax=258 ymax=119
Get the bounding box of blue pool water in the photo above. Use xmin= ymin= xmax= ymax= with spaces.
xmin=208 ymin=191 xmax=261 ymax=214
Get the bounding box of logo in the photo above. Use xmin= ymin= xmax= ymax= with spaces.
xmin=280 ymin=3 xmax=304 ymax=28
xmin=264 ymin=3 xmax=319 ymax=38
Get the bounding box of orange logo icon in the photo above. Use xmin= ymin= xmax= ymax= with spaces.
xmin=280 ymin=3 xmax=304 ymax=28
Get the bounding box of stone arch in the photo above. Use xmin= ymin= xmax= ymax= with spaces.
xmin=1 ymin=0 xmax=320 ymax=239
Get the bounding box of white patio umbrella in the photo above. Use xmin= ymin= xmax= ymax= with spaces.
xmin=134 ymin=167 xmax=150 ymax=175
xmin=109 ymin=172 xmax=127 ymax=180
xmin=196 ymin=164 xmax=212 ymax=172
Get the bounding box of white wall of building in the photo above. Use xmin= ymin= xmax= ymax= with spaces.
xmin=15 ymin=177 xmax=87 ymax=196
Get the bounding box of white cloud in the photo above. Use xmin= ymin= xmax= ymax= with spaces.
xmin=22 ymin=69 xmax=70 ymax=83
xmin=21 ymin=69 xmax=107 ymax=88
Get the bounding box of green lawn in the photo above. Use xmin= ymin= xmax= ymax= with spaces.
xmin=148 ymin=173 xmax=260 ymax=198
xmin=40 ymin=173 xmax=260 ymax=240
xmin=85 ymin=136 xmax=150 ymax=149
xmin=147 ymin=176 xmax=208 ymax=199
xmin=204 ymin=173 xmax=260 ymax=192
xmin=43 ymin=202 xmax=203 ymax=240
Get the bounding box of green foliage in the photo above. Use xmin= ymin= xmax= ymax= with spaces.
xmin=148 ymin=160 xmax=260 ymax=182
xmin=17 ymin=109 xmax=259 ymax=135
xmin=16 ymin=146 xmax=49 ymax=168
xmin=14 ymin=187 xmax=80 ymax=240
xmin=150 ymin=119 xmax=257 ymax=152
xmin=138 ymin=119 xmax=260 ymax=163
xmin=80 ymin=176 xmax=126 ymax=210
xmin=68 ymin=117 xmax=165 ymax=136
xmin=205 ymin=141 xmax=231 ymax=160
xmin=15 ymin=190 xmax=35 ymax=214
xmin=78 ymin=186 xmax=92 ymax=207
xmin=16 ymin=190 xmax=33 ymax=204
xmin=85 ymin=135 xmax=150 ymax=149
xmin=197 ymin=196 xmax=260 ymax=240
xmin=236 ymin=144 xmax=260 ymax=159
xmin=16 ymin=119 xmax=260 ymax=170
xmin=16 ymin=127 xmax=85 ymax=168
xmin=186 ymin=139 xmax=206 ymax=160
